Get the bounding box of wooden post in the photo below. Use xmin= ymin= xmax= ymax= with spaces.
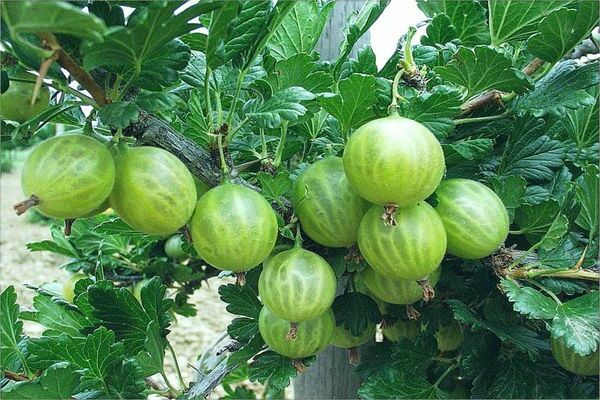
xmin=294 ymin=2 xmax=369 ymax=398
xmin=314 ymin=0 xmax=370 ymax=61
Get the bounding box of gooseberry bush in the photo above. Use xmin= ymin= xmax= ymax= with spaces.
xmin=1 ymin=1 xmax=599 ymax=399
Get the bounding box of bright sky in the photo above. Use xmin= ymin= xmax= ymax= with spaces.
xmin=369 ymin=0 xmax=426 ymax=69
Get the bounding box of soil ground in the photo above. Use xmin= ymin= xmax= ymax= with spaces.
xmin=0 ymin=165 xmax=235 ymax=391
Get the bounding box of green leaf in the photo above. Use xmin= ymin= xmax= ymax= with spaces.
xmin=574 ymin=165 xmax=599 ymax=238
xmin=527 ymin=3 xmax=600 ymax=62
xmin=265 ymin=53 xmax=334 ymax=94
xmin=443 ymin=138 xmax=493 ymax=166
xmin=97 ymin=101 xmax=140 ymax=129
xmin=421 ymin=14 xmax=458 ymax=46
xmin=473 ymin=351 xmax=569 ymax=399
xmin=332 ymin=292 xmax=381 ymax=336
xmin=26 ymin=293 xmax=90 ymax=337
xmin=267 ymin=0 xmax=334 ymax=61
xmin=551 ymin=291 xmax=600 ymax=356
xmin=333 ymin=0 xmax=391 ymax=75
xmin=500 ymin=279 xmax=558 ymax=320
xmin=82 ymin=3 xmax=218 ymax=90
xmin=1 ymin=1 xmax=106 ymax=42
xmin=435 ymin=46 xmax=532 ymax=98
xmin=401 ymin=85 xmax=462 ymax=138
xmin=538 ymin=235 xmax=587 ymax=269
xmin=218 ymin=283 xmax=262 ymax=319
xmin=552 ymin=86 xmax=598 ymax=153
xmin=94 ymin=217 xmax=160 ymax=239
xmin=448 ymin=300 xmax=548 ymax=356
xmin=488 ymin=0 xmax=571 ymax=45
xmin=341 ymin=45 xmax=379 ymax=79
xmin=318 ymin=73 xmax=378 ymax=133
xmin=27 ymin=327 xmax=124 ymax=393
xmin=88 ymin=278 xmax=172 ymax=356
xmin=180 ymin=32 xmax=208 ymax=52
xmin=248 ymin=351 xmax=303 ymax=392
xmin=244 ymin=86 xmax=315 ymax=129
xmin=514 ymin=199 xmax=562 ymax=240
xmin=256 ymin=171 xmax=292 ymax=203
xmin=206 ymin=0 xmax=272 ymax=70
xmin=502 ymin=282 xmax=599 ymax=356
xmin=359 ymin=366 xmax=447 ymax=400
xmin=488 ymin=176 xmax=526 ymax=221
xmin=510 ymin=60 xmax=599 ymax=117
xmin=391 ymin=335 xmax=437 ymax=374
xmin=105 ymin=359 xmax=146 ymax=398
xmin=135 ymin=92 xmax=181 ymax=114
xmin=417 ymin=0 xmax=489 ymax=45
xmin=26 ymin=239 xmax=79 ymax=258
xmin=497 ymin=117 xmax=564 ymax=182
xmin=228 ymin=317 xmax=259 ymax=343
xmin=1 ymin=286 xmax=25 ymax=371
xmin=134 ymin=321 xmax=165 ymax=377
xmin=1 ymin=363 xmax=79 ymax=400
xmin=539 ymin=214 xmax=569 ymax=250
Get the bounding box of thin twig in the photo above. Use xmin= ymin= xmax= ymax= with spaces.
xmin=37 ymin=32 xmax=109 ymax=106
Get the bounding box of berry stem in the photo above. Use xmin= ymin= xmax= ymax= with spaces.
xmin=454 ymin=111 xmax=512 ymax=125
xmin=348 ymin=347 xmax=360 ymax=365
xmin=64 ymin=219 xmax=75 ymax=236
xmin=234 ymin=272 xmax=246 ymax=286
xmin=292 ymin=359 xmax=306 ymax=373
xmin=294 ymin=223 xmax=303 ymax=248
xmin=388 ymin=68 xmax=405 ymax=116
xmin=406 ymin=304 xmax=420 ymax=320
xmin=205 ymin=66 xmax=214 ymax=130
xmin=13 ymin=195 xmax=40 ymax=215
xmin=216 ymin=127 xmax=230 ymax=179
xmin=418 ymin=278 xmax=435 ymax=302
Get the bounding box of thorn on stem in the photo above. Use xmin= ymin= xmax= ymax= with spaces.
xmin=406 ymin=304 xmax=420 ymax=320
xmin=286 ymin=322 xmax=299 ymax=341
xmin=13 ymin=195 xmax=39 ymax=215
xmin=382 ymin=204 xmax=398 ymax=226
xmin=418 ymin=278 xmax=435 ymax=302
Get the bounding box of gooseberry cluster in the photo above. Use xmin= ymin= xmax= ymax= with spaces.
xmin=15 ymin=100 xmax=509 ymax=366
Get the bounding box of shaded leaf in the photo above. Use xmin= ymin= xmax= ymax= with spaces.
xmin=401 ymin=85 xmax=462 ymax=138
xmin=435 ymin=46 xmax=531 ymax=97
xmin=219 ymin=283 xmax=262 ymax=319
xmin=359 ymin=366 xmax=447 ymax=400
xmin=527 ymin=2 xmax=599 ymax=62
xmin=500 ymin=279 xmax=558 ymax=320
xmin=417 ymin=0 xmax=489 ymax=45
xmin=332 ymin=292 xmax=381 ymax=336
xmin=551 ymin=291 xmax=600 ymax=356
xmin=488 ymin=0 xmax=571 ymax=45
xmin=318 ymin=73 xmax=378 ymax=133
xmin=1 ymin=363 xmax=79 ymax=400
xmin=497 ymin=117 xmax=564 ymax=182
xmin=267 ymin=0 xmax=334 ymax=61
xmin=97 ymin=101 xmax=140 ymax=129
xmin=511 ymin=60 xmax=599 ymax=117
xmin=245 ymin=86 xmax=315 ymax=129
